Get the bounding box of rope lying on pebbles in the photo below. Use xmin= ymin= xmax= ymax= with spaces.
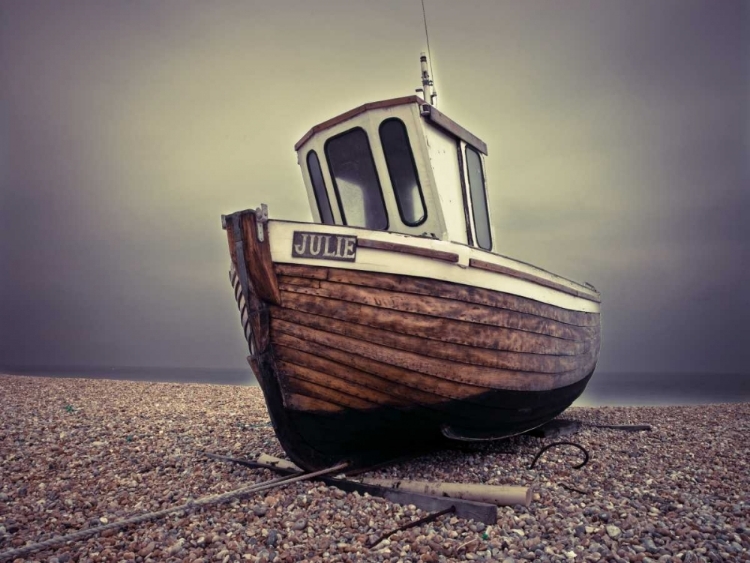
xmin=529 ymin=441 xmax=591 ymax=496
xmin=0 ymin=462 xmax=347 ymax=562
xmin=529 ymin=441 xmax=590 ymax=470
xmin=585 ymin=423 xmax=652 ymax=432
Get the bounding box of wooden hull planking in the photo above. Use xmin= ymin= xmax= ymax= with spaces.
xmin=224 ymin=210 xmax=601 ymax=470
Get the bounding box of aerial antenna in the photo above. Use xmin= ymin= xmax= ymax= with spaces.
xmin=417 ymin=0 xmax=437 ymax=107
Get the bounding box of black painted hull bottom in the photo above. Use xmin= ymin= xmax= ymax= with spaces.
xmin=251 ymin=354 xmax=593 ymax=471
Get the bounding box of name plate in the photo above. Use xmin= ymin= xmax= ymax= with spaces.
xmin=292 ymin=231 xmax=357 ymax=262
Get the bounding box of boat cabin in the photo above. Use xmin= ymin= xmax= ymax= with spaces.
xmin=294 ymin=95 xmax=495 ymax=252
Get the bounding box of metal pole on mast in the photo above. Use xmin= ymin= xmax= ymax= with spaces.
xmin=420 ymin=52 xmax=434 ymax=105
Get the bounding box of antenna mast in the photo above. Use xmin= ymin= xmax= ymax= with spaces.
xmin=419 ymin=53 xmax=437 ymax=107
xmin=417 ymin=0 xmax=437 ymax=107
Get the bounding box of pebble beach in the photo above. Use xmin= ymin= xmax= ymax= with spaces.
xmin=1 ymin=374 xmax=748 ymax=563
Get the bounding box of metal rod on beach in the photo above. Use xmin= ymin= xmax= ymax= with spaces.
xmin=0 ymin=462 xmax=348 ymax=562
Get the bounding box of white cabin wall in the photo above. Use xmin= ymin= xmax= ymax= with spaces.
xmin=296 ymin=104 xmax=448 ymax=239
xmin=423 ymin=125 xmax=469 ymax=245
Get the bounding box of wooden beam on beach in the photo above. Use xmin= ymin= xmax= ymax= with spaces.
xmin=205 ymin=452 xmax=498 ymax=525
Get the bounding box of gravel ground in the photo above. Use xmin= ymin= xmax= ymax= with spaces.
xmin=0 ymin=374 xmax=748 ymax=563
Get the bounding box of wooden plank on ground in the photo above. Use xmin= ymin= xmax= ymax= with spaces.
xmin=205 ymin=452 xmax=498 ymax=524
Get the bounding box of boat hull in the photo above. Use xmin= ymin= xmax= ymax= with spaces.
xmin=223 ymin=211 xmax=601 ymax=470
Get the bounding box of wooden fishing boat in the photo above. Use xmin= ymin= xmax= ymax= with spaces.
xmin=222 ymin=60 xmax=601 ymax=470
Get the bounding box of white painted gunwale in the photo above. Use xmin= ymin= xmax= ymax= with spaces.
xmin=268 ymin=220 xmax=601 ymax=314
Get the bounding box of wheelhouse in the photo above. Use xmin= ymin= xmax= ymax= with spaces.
xmin=295 ymin=96 xmax=496 ymax=252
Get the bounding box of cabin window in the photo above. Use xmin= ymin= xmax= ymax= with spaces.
xmin=306 ymin=151 xmax=334 ymax=225
xmin=379 ymin=118 xmax=426 ymax=226
xmin=465 ymin=146 xmax=492 ymax=250
xmin=325 ymin=128 xmax=388 ymax=230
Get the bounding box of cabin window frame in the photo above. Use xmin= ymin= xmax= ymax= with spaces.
xmin=324 ymin=126 xmax=389 ymax=231
xmin=464 ymin=145 xmax=493 ymax=251
xmin=306 ymin=150 xmax=335 ymax=225
xmin=378 ymin=117 xmax=428 ymax=227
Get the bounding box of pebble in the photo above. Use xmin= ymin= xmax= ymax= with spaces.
xmin=1 ymin=375 xmax=748 ymax=563
xmin=291 ymin=518 xmax=307 ymax=531
xmin=606 ymin=525 xmax=622 ymax=538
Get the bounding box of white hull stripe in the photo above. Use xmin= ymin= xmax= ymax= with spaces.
xmin=269 ymin=221 xmax=601 ymax=314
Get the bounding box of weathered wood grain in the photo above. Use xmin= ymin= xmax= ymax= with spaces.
xmin=272 ymin=331 xmax=485 ymax=401
xmin=225 ymin=214 xmax=270 ymax=354
xmin=271 ymin=318 xmax=594 ymax=392
xmin=321 ymin=267 xmax=599 ymax=327
xmin=271 ymin=306 xmax=589 ymax=372
xmin=279 ymin=370 xmax=378 ymax=410
xmin=279 ymin=281 xmax=596 ymax=342
xmin=275 ymin=263 xmax=329 ymax=280
xmin=239 ymin=212 xmax=282 ymax=305
xmin=277 ymin=290 xmax=589 ymax=355
xmin=283 ymin=393 xmax=343 ymax=413
xmin=277 ymin=360 xmax=401 ymax=406
xmin=274 ymin=345 xmax=434 ymax=405
xmin=277 ymin=275 xmax=321 ymax=288
xmin=274 ymin=264 xmax=599 ymax=326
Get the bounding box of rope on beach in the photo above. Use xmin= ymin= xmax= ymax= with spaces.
xmin=529 ymin=442 xmax=591 ymax=495
xmin=0 ymin=462 xmax=347 ymax=562
xmin=529 ymin=441 xmax=589 ymax=470
xmin=585 ymin=423 xmax=652 ymax=432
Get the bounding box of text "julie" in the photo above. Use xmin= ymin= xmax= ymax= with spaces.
xmin=291 ymin=232 xmax=357 ymax=262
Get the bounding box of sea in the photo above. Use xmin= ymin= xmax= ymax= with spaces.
xmin=1 ymin=366 xmax=748 ymax=407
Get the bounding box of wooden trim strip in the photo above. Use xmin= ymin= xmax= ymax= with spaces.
xmin=294 ymin=96 xmax=421 ymax=151
xmin=357 ymin=238 xmax=460 ymax=263
xmin=469 ymin=259 xmax=601 ymax=304
xmin=277 ymin=275 xmax=322 ymax=289
xmin=293 ymin=95 xmax=489 ymax=158
xmin=277 ymin=290 xmax=590 ymax=355
xmin=226 ymin=214 xmax=272 ymax=353
xmin=236 ymin=211 xmax=282 ymax=305
xmin=274 ymin=263 xmax=330 ymax=280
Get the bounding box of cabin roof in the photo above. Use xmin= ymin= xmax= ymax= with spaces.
xmin=294 ymin=95 xmax=488 ymax=155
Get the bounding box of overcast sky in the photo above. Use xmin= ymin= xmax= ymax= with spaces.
xmin=1 ymin=0 xmax=748 ymax=377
